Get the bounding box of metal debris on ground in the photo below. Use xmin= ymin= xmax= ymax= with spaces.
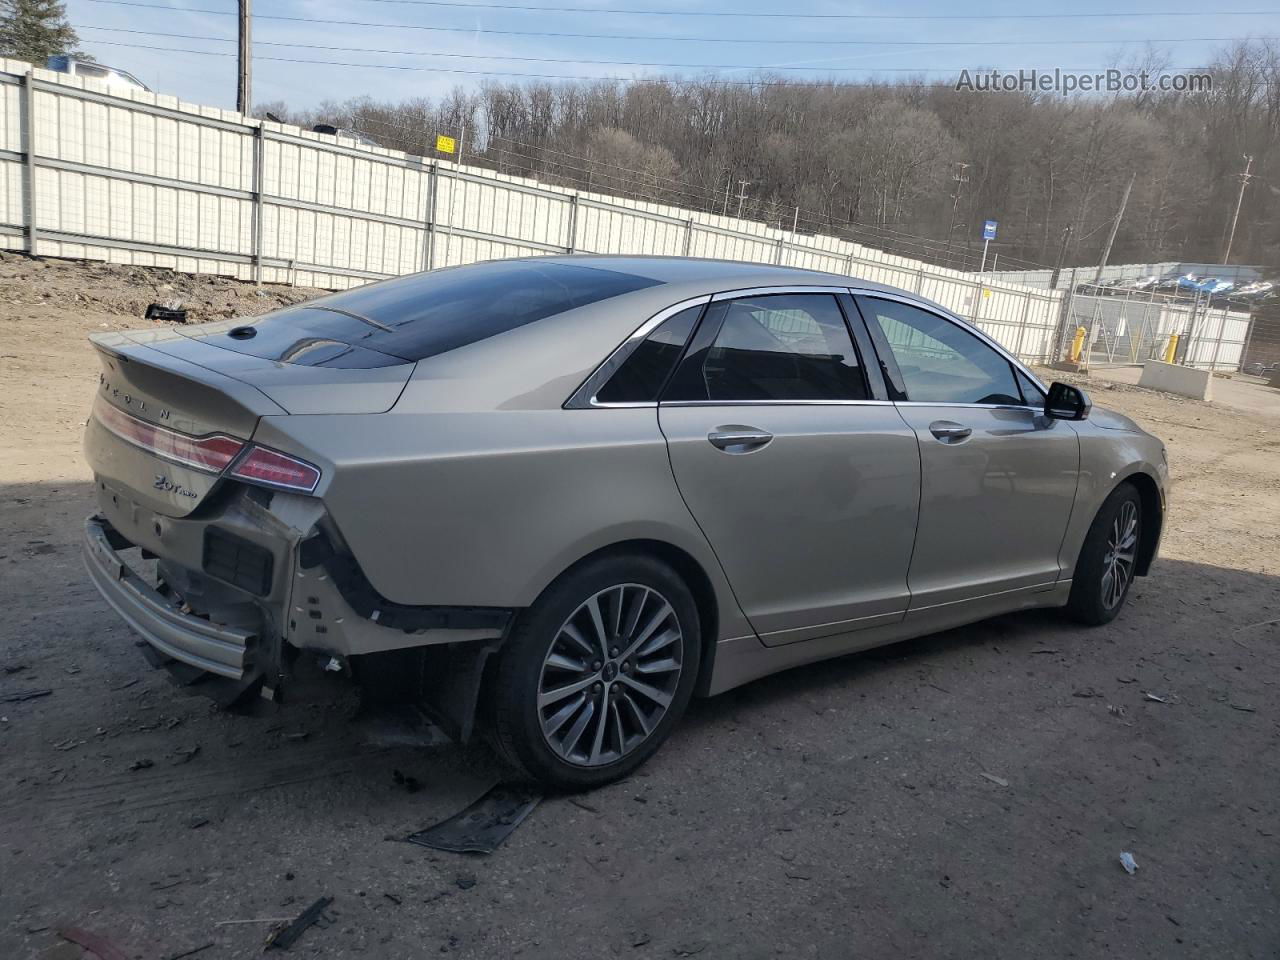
xmin=1119 ymin=851 xmax=1139 ymax=875
xmin=265 ymin=896 xmax=333 ymax=950
xmin=2 ymin=688 xmax=52 ymax=703
xmin=1144 ymin=692 xmax=1170 ymax=703
xmin=980 ymin=773 xmax=1010 ymax=787
xmin=407 ymin=783 xmax=542 ymax=854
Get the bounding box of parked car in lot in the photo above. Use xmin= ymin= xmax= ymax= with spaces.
xmin=82 ymin=257 xmax=1168 ymax=787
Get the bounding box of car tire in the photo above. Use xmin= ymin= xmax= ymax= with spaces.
xmin=488 ymin=552 xmax=701 ymax=790
xmin=1066 ymin=482 xmax=1143 ymax=626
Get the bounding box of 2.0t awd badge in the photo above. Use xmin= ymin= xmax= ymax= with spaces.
xmin=153 ymin=474 xmax=198 ymax=499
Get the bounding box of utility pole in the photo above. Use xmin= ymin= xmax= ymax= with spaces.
xmin=1093 ymin=171 xmax=1135 ymax=283
xmin=943 ymin=161 xmax=969 ymax=268
xmin=1049 ymin=223 xmax=1073 ymax=290
xmin=735 ymin=180 xmax=751 ymax=219
xmin=1222 ymin=153 xmax=1254 ymax=265
xmin=441 ymin=122 xmax=467 ymax=263
xmin=237 ymin=0 xmax=252 ymax=114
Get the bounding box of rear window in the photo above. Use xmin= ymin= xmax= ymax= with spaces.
xmin=257 ymin=260 xmax=662 ymax=363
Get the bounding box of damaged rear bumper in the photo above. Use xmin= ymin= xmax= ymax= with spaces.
xmin=83 ymin=515 xmax=256 ymax=679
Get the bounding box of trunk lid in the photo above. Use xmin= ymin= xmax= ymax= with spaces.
xmin=86 ymin=332 xmax=285 ymax=518
xmin=84 ymin=323 xmax=415 ymax=519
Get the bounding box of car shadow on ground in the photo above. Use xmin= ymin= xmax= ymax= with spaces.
xmin=3 ymin=472 xmax=1277 ymax=809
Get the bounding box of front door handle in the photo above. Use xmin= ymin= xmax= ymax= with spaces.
xmin=928 ymin=420 xmax=972 ymax=443
xmin=707 ymin=426 xmax=773 ymax=454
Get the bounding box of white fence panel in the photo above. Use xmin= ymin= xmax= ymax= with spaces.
xmin=0 ymin=57 xmax=1087 ymax=363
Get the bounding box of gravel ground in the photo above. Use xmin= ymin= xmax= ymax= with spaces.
xmin=1 ymin=254 xmax=1277 ymax=960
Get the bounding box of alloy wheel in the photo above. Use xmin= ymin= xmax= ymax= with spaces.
xmin=1100 ymin=500 xmax=1139 ymax=610
xmin=537 ymin=583 xmax=683 ymax=767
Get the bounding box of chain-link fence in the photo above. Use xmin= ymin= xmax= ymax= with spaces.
xmin=1052 ymin=281 xmax=1254 ymax=373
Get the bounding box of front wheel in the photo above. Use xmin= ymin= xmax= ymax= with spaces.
xmin=1066 ymin=483 xmax=1142 ymax=626
xmin=488 ymin=553 xmax=701 ymax=789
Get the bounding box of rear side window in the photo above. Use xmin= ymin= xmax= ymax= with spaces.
xmin=666 ymin=294 xmax=868 ymax=402
xmin=247 ymin=260 xmax=663 ymax=363
xmin=595 ymin=305 xmax=702 ymax=404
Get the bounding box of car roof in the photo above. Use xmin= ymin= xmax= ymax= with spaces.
xmin=521 ymin=254 xmax=894 ymax=291
xmin=400 ymin=255 xmax=954 ymax=410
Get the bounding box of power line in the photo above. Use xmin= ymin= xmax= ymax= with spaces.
xmin=80 ymin=26 xmax=1223 ymax=73
xmin=86 ymin=39 xmax=1234 ymax=89
xmin=80 ymin=3 xmax=1280 ymax=46
xmin=297 ymin=0 xmax=1280 ymax=20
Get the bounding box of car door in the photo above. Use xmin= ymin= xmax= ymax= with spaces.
xmin=853 ymin=294 xmax=1080 ymax=610
xmin=658 ymin=290 xmax=920 ymax=647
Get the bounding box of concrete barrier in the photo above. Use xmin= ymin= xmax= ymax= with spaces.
xmin=1138 ymin=360 xmax=1214 ymax=400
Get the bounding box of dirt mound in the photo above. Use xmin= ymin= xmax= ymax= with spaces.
xmin=0 ymin=251 xmax=325 ymax=327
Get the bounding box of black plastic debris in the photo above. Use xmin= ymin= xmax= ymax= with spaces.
xmin=145 ymin=303 xmax=188 ymax=323
xmin=265 ymin=896 xmax=332 ymax=950
xmin=407 ymin=784 xmax=542 ymax=854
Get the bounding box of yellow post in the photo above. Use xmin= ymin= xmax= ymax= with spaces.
xmin=1163 ymin=334 xmax=1179 ymax=363
xmin=1069 ymin=326 xmax=1087 ymax=362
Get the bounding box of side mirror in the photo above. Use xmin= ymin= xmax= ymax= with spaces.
xmin=1045 ymin=381 xmax=1091 ymax=421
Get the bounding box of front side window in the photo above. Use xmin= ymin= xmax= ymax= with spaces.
xmin=860 ymin=298 xmax=1021 ymax=405
xmin=666 ymin=294 xmax=867 ymax=402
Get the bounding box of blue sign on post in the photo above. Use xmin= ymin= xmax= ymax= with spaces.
xmin=982 ymin=219 xmax=998 ymax=240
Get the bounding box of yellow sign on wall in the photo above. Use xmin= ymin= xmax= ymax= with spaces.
xmin=435 ymin=134 xmax=457 ymax=154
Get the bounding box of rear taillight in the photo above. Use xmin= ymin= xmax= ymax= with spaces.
xmin=94 ymin=398 xmax=244 ymax=473
xmin=92 ymin=398 xmax=322 ymax=494
xmin=229 ymin=445 xmax=322 ymax=493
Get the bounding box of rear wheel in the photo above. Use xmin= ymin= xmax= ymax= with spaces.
xmin=1067 ymin=483 xmax=1142 ymax=625
xmin=489 ymin=553 xmax=700 ymax=789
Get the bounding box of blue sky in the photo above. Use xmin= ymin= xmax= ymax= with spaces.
xmin=63 ymin=0 xmax=1280 ymax=112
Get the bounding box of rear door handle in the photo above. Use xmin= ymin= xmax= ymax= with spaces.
xmin=707 ymin=426 xmax=773 ymax=453
xmin=928 ymin=420 xmax=972 ymax=443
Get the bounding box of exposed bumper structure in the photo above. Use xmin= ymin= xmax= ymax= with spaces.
xmin=83 ymin=515 xmax=255 ymax=679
